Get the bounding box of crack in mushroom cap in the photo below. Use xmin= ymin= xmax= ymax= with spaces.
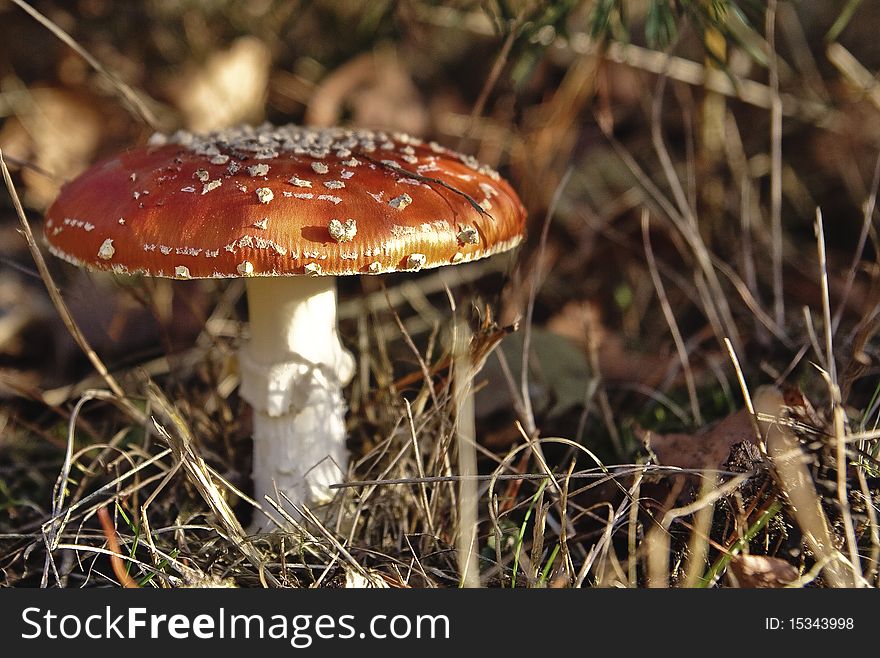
xmin=43 ymin=123 xmax=527 ymax=278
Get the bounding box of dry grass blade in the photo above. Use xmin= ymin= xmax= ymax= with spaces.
xmin=418 ymin=6 xmax=836 ymax=124
xmin=295 ymin=504 xmax=373 ymax=584
xmin=649 ymin=73 xmax=743 ymax=353
xmin=456 ymin=10 xmax=522 ymax=149
xmin=404 ymin=398 xmax=437 ymax=538
xmin=723 ymin=337 xmax=767 ymax=457
xmin=520 ymin=167 xmax=572 ymax=438
xmin=3 ymin=1 xmax=878 ymax=594
xmin=642 ymin=209 xmax=702 ymax=425
xmin=42 ymin=389 xmax=120 ymax=588
xmin=383 ymin=282 xmax=442 ymax=414
xmin=832 ymin=153 xmax=880 ymax=335
xmin=682 ymin=474 xmax=718 ymax=588
xmin=855 ymin=467 xmax=879 ymax=585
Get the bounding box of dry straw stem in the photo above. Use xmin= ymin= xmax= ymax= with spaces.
xmin=832 ymin=153 xmax=880 ymax=336
xmin=484 ymin=436 xmax=627 ymax=587
xmin=294 ymin=504 xmax=376 ymax=587
xmin=598 ymin=100 xmax=746 ymax=360
xmin=756 ymin=386 xmax=859 ymax=588
xmin=520 ymin=168 xmax=573 ymax=440
xmin=455 ymin=8 xmax=523 ymax=149
xmin=645 ymin=474 xmax=748 ymax=588
xmin=767 ymin=0 xmax=785 ymax=328
xmin=452 ymin=317 xmax=480 ymax=588
xmin=626 ymin=467 xmax=645 ymax=587
xmin=814 ymin=210 xmax=837 ymax=385
xmin=856 ymin=466 xmax=880 ymax=584
xmin=723 ymin=337 xmax=769 ymax=462
xmin=42 ymin=390 xmax=123 ymax=587
xmin=722 ymin=341 xmax=861 ymax=586
xmin=3 ymin=147 xmax=174 ymax=586
xmin=682 ymin=474 xmax=719 ymax=588
xmin=814 ymin=208 xmax=864 ymax=586
xmin=827 ymin=42 xmax=880 ymax=113
xmin=577 ymin=480 xmax=637 ymax=588
xmin=404 ymin=398 xmax=437 ymax=539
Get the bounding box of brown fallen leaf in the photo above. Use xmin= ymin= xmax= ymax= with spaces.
xmin=727 ymin=554 xmax=799 ymax=588
xmin=0 ymin=87 xmax=105 ymax=208
xmin=637 ymin=406 xmax=759 ymax=472
xmin=546 ymin=299 xmax=680 ymax=387
xmin=165 ymin=36 xmax=271 ymax=132
xmin=0 ymin=273 xmax=53 ymax=359
xmin=305 ymin=45 xmax=428 ymax=135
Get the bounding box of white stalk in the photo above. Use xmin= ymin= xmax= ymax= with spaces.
xmin=238 ymin=276 xmax=354 ymax=526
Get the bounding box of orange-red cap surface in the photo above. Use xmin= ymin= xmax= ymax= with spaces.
xmin=44 ymin=124 xmax=526 ymax=278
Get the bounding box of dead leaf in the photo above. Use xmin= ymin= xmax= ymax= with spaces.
xmin=547 ymin=299 xmax=679 ymax=387
xmin=305 ymin=45 xmax=428 ymax=135
xmin=0 ymin=87 xmax=104 ymax=208
xmin=727 ymin=554 xmax=799 ymax=588
xmin=638 ymin=407 xmax=759 ymax=472
xmin=166 ymin=36 xmax=271 ymax=131
xmin=474 ymin=327 xmax=592 ymax=424
xmin=0 ymin=274 xmax=52 ymax=357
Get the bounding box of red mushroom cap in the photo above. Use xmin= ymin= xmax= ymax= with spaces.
xmin=43 ymin=124 xmax=527 ymax=278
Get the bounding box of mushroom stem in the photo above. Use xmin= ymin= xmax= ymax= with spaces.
xmin=238 ymin=276 xmax=354 ymax=525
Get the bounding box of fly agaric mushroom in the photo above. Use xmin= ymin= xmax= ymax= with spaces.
xmin=42 ymin=124 xmax=526 ymax=524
